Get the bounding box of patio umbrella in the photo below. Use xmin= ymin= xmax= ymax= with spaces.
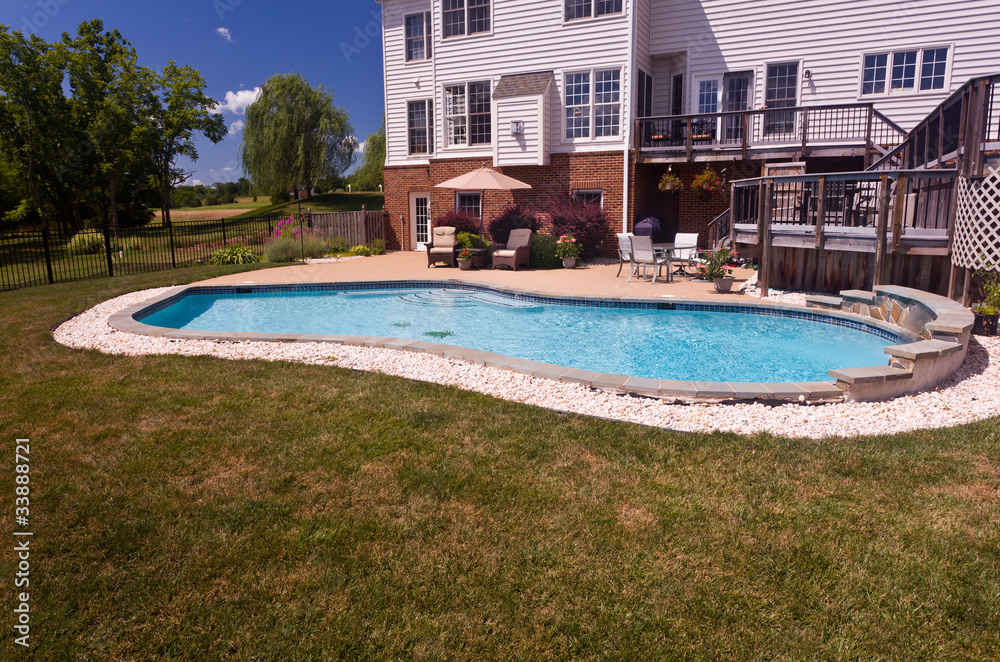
xmin=434 ymin=164 xmax=532 ymax=238
xmin=434 ymin=164 xmax=532 ymax=191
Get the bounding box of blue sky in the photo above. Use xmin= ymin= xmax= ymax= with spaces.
xmin=3 ymin=0 xmax=385 ymax=185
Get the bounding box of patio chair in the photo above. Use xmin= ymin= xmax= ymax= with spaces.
xmin=492 ymin=228 xmax=532 ymax=271
xmin=672 ymin=232 xmax=702 ymax=275
xmin=629 ymin=235 xmax=671 ymax=283
xmin=616 ymin=232 xmax=633 ymax=277
xmin=426 ymin=226 xmax=458 ymax=268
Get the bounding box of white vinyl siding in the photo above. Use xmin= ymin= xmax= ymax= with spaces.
xmin=646 ymin=0 xmax=1000 ymax=131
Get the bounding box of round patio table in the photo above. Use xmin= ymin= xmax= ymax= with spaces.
xmin=653 ymin=243 xmax=698 ymax=275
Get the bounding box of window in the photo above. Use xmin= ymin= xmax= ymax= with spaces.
xmin=565 ymin=0 xmax=623 ymax=20
xmin=443 ymin=0 xmax=490 ymax=38
xmin=573 ymin=189 xmax=603 ymax=207
xmin=565 ymin=69 xmax=620 ymax=140
xmin=861 ymin=47 xmax=950 ymax=96
xmin=764 ymin=62 xmax=798 ymax=136
xmin=445 ymin=82 xmax=491 ymax=146
xmin=671 ymin=74 xmax=683 ymax=115
xmin=407 ymin=100 xmax=433 ymax=155
xmin=637 ymin=70 xmax=653 ymax=118
xmin=405 ymin=12 xmax=431 ymax=61
xmin=456 ymin=192 xmax=481 ymax=219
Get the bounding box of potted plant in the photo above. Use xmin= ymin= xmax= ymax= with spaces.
xmin=696 ymin=246 xmax=739 ymax=293
xmin=555 ymin=234 xmax=583 ymax=268
xmin=972 ymin=267 xmax=1000 ymax=335
xmin=658 ymin=168 xmax=683 ymax=193
xmin=457 ymin=249 xmax=475 ymax=270
xmin=691 ymin=167 xmax=724 ymax=198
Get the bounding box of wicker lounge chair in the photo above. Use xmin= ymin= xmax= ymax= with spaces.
xmin=426 ymin=226 xmax=458 ymax=267
xmin=492 ymin=228 xmax=532 ymax=271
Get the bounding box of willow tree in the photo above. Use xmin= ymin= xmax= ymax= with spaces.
xmin=239 ymin=73 xmax=356 ymax=209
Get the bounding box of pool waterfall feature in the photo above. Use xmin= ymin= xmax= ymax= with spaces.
xmin=109 ymin=281 xmax=974 ymax=404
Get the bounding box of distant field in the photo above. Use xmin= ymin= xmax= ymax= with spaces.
xmin=154 ymin=197 xmax=273 ymax=223
xmin=232 ymin=192 xmax=385 ymax=218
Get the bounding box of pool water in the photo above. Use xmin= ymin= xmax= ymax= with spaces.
xmin=139 ymin=286 xmax=895 ymax=383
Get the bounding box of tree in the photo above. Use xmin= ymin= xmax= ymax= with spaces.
xmin=0 ymin=26 xmax=74 ymax=233
xmin=349 ymin=116 xmax=385 ymax=191
xmin=240 ymin=73 xmax=356 ymax=211
xmin=147 ymin=62 xmax=225 ymax=228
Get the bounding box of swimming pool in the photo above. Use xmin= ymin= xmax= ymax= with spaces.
xmin=134 ymin=282 xmax=897 ymax=384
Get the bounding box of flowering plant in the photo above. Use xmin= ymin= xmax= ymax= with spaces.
xmin=691 ymin=168 xmax=724 ymax=193
xmin=272 ymin=215 xmax=299 ymax=239
xmin=554 ymin=234 xmax=582 ymax=259
xmin=697 ymin=246 xmax=739 ymax=280
xmin=457 ymin=248 xmax=476 ymax=261
xmin=658 ymin=169 xmax=683 ymax=192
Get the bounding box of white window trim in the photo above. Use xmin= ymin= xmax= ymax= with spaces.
xmin=403 ymin=11 xmax=432 ymax=64
xmin=405 ymin=99 xmax=434 ymax=159
xmin=572 ymin=189 xmax=604 ymax=208
xmin=441 ymin=0 xmax=493 ymax=40
xmin=562 ymin=0 xmax=626 ymax=24
xmin=561 ymin=67 xmax=623 ymax=144
xmin=856 ymin=44 xmax=954 ymax=100
xmin=441 ymin=80 xmax=493 ymax=151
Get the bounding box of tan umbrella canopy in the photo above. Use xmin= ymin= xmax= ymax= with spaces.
xmin=434 ymin=164 xmax=532 ymax=190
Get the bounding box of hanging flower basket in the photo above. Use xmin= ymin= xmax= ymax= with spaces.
xmin=692 ymin=168 xmax=724 ymax=197
xmin=658 ymin=170 xmax=683 ymax=193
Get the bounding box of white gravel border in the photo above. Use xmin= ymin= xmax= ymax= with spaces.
xmin=53 ymin=286 xmax=999 ymax=439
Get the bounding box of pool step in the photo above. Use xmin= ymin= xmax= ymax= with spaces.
xmin=398 ymin=289 xmax=541 ymax=309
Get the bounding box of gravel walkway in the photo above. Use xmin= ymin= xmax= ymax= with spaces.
xmin=53 ymin=287 xmax=999 ymax=439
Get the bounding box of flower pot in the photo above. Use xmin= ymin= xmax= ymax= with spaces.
xmin=713 ymin=276 xmax=735 ymax=293
xmin=562 ymin=257 xmax=577 ymax=269
xmin=457 ymin=259 xmax=472 ymax=271
xmin=973 ymin=312 xmax=998 ymax=336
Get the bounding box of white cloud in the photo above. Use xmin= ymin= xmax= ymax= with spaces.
xmin=191 ymin=179 xmax=203 ymax=186
xmin=354 ymin=138 xmax=366 ymax=153
xmin=228 ymin=119 xmax=245 ymax=136
xmin=213 ymin=87 xmax=261 ymax=115
xmin=216 ymin=27 xmax=233 ymax=43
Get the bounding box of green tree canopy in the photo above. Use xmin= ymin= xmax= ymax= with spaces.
xmin=239 ymin=73 xmax=356 ymax=201
xmin=349 ymin=116 xmax=385 ymax=191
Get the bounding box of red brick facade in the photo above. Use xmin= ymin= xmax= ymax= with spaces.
xmin=385 ymin=154 xmax=851 ymax=255
xmin=384 ymin=152 xmax=628 ymax=254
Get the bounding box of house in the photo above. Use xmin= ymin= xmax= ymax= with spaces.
xmin=378 ymin=0 xmax=1000 ymax=280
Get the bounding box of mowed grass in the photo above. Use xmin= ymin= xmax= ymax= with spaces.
xmin=231 ymin=191 xmax=385 ymax=218
xmin=1 ymin=268 xmax=999 ymax=660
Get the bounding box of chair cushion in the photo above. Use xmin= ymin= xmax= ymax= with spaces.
xmin=429 ymin=247 xmax=454 ymax=255
xmin=493 ymin=249 xmax=516 ymax=258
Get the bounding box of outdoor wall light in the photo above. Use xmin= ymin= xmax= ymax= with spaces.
xmin=804 ymin=70 xmax=812 ymax=80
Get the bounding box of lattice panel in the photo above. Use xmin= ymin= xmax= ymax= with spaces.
xmin=952 ymin=165 xmax=1000 ymax=269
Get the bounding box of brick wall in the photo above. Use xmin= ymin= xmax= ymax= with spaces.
xmin=384 ymin=152 xmax=627 ymax=254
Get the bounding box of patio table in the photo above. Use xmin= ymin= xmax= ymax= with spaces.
xmin=653 ymin=243 xmax=698 ymax=275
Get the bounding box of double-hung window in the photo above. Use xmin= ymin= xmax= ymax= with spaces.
xmin=565 ymin=69 xmax=620 ymax=140
xmin=861 ymin=47 xmax=950 ymax=96
xmin=445 ymin=82 xmax=491 ymax=146
xmin=565 ymin=0 xmax=623 ymax=20
xmin=405 ymin=12 xmax=432 ymax=61
xmin=407 ymin=100 xmax=433 ymax=155
xmin=443 ymin=0 xmax=490 ymax=38
xmin=456 ymin=192 xmax=481 ymax=219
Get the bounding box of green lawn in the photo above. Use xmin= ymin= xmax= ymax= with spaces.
xmin=231 ymin=191 xmax=385 ymax=218
xmin=1 ymin=268 xmax=998 ymax=659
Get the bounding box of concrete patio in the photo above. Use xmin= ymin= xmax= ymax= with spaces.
xmin=199 ymin=250 xmax=758 ymax=299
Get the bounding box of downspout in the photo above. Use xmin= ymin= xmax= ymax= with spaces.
xmin=622 ymin=0 xmax=639 ymax=234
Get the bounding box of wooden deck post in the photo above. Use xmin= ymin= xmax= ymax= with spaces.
xmin=890 ymin=174 xmax=907 ymax=254
xmin=685 ymin=117 xmax=693 ymax=161
xmin=814 ymin=177 xmax=826 ymax=250
xmin=758 ymin=180 xmax=772 ymax=297
xmin=873 ymin=174 xmax=891 ymax=286
xmin=864 ymin=105 xmax=874 ymax=169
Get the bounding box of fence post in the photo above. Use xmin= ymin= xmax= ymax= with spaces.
xmin=221 ymin=217 xmax=227 ymax=245
xmin=41 ymin=226 xmax=55 ymax=284
xmin=102 ymin=225 xmax=115 ymax=278
xmin=873 ymin=174 xmax=891 ymax=286
xmin=298 ymin=214 xmax=305 ymax=261
xmin=167 ymin=221 xmax=177 ymax=269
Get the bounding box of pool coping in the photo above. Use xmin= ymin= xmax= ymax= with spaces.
xmin=107 ymin=279 xmax=973 ymax=404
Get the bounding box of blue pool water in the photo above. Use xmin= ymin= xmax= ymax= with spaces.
xmin=139 ymin=286 xmax=895 ymax=383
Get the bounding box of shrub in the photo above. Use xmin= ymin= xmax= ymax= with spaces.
xmin=66 ymin=232 xmax=105 ymax=255
xmin=351 ymin=244 xmax=373 ymax=257
xmin=547 ymin=194 xmax=609 ymax=258
xmin=432 ymin=209 xmax=480 ymax=235
xmin=269 ymin=188 xmax=292 ymax=204
xmin=264 ymin=236 xmax=301 ymax=262
xmin=456 ymin=232 xmax=488 ymax=249
xmin=210 ymin=243 xmax=259 ymax=265
xmin=368 ymin=238 xmax=386 ymax=255
xmin=301 ymin=235 xmax=327 ymax=259
xmin=325 ymin=235 xmax=351 ymax=254
xmin=529 ymin=234 xmax=561 ymax=270
xmin=487 ymin=203 xmax=539 ymax=246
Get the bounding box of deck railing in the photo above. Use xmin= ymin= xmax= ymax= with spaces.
xmin=870 ymin=73 xmax=1000 ymax=176
xmin=636 ymin=103 xmax=906 ymax=162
